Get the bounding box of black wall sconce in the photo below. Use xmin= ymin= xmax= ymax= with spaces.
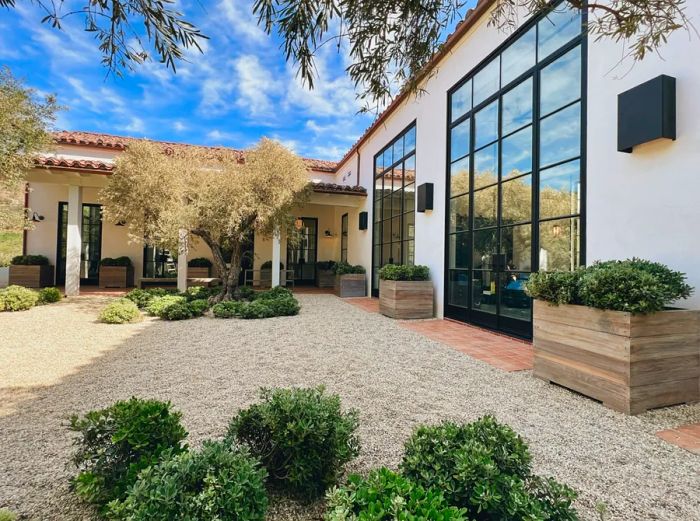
xmin=618 ymin=75 xmax=676 ymax=153
xmin=417 ymin=183 xmax=434 ymax=212
xmin=359 ymin=211 xmax=368 ymax=230
xmin=30 ymin=211 xmax=44 ymax=222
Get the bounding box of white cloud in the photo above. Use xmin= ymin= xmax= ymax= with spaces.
xmin=121 ymin=117 xmax=146 ymax=134
xmin=174 ymin=121 xmax=187 ymax=132
xmin=233 ymin=54 xmax=282 ymax=117
xmin=217 ymin=0 xmax=268 ymax=44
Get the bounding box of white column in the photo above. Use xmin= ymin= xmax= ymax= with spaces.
xmin=271 ymin=226 xmax=281 ymax=288
xmin=65 ymin=185 xmax=83 ymax=296
xmin=177 ymin=229 xmax=188 ymax=292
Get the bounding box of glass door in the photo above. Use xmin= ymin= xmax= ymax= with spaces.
xmin=287 ymin=217 xmax=317 ymax=285
xmin=56 ymin=203 xmax=103 ymax=286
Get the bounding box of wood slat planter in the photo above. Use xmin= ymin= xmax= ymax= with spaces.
xmin=9 ymin=265 xmax=54 ymax=288
xmin=379 ymin=279 xmax=434 ymax=319
xmin=533 ymin=300 xmax=700 ymax=415
xmin=335 ymin=274 xmax=366 ymax=298
xmin=99 ymin=266 xmax=135 ymax=288
xmin=316 ymin=269 xmax=335 ymax=288
xmin=187 ymin=267 xmax=210 ymax=279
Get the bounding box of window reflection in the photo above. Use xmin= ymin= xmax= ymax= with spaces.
xmin=450 ymin=155 xmax=470 ymax=196
xmin=474 ymin=143 xmax=498 ymax=189
xmin=473 ymin=58 xmax=500 ymax=106
xmin=501 ymin=27 xmax=536 ymax=85
xmin=500 ymin=272 xmax=532 ymax=321
xmin=451 ymin=118 xmax=470 ymax=161
xmin=449 ymin=233 xmax=470 ymax=269
xmin=473 ymin=185 xmax=498 ymax=229
xmin=501 ymin=225 xmax=532 ymax=271
xmin=475 ymin=100 xmax=499 ymax=149
xmin=502 ymin=126 xmax=532 ymax=179
xmin=450 ymin=194 xmax=470 ymax=233
xmin=540 ymin=46 xmax=581 ymax=116
xmin=538 ymin=7 xmax=581 ymax=59
xmin=451 ymin=80 xmax=472 ymax=122
xmin=472 ymin=270 xmax=497 ymax=314
xmin=539 ymin=217 xmax=580 ymax=271
xmin=403 ymin=183 xmax=416 ymax=214
xmin=404 ymin=126 xmax=416 ymax=154
xmin=539 ymin=102 xmax=580 ymax=167
xmin=539 ymin=159 xmax=580 ymax=219
xmin=448 ymin=269 xmax=469 ymax=307
xmin=502 ymin=79 xmax=533 ymax=134
xmin=473 ymin=229 xmax=497 ymax=269
xmin=501 ymin=175 xmax=532 ymax=224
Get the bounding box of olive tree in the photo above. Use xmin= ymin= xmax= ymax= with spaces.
xmin=100 ymin=139 xmax=310 ymax=300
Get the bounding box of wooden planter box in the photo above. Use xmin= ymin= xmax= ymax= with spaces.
xmin=335 ymin=274 xmax=366 ymax=298
xmin=533 ymin=300 xmax=700 ymax=415
xmin=316 ymin=269 xmax=335 ymax=288
xmin=99 ymin=265 xmax=135 ymax=288
xmin=379 ymin=279 xmax=434 ymax=319
xmin=9 ymin=265 xmax=54 ymax=288
xmin=187 ymin=266 xmax=210 ymax=278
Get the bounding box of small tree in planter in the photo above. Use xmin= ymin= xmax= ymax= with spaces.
xmin=8 ymin=254 xmax=54 ymax=288
xmin=333 ymin=261 xmax=366 ymax=298
xmin=99 ymin=256 xmax=134 ymax=288
xmin=187 ymin=257 xmax=212 ymax=278
xmin=378 ymin=264 xmax=433 ymax=319
xmin=315 ymin=260 xmax=336 ymax=288
xmin=527 ymin=259 xmax=697 ymax=414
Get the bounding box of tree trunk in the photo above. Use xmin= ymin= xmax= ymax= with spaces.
xmin=192 ymin=230 xmax=242 ymax=302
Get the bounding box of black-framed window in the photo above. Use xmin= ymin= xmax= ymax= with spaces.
xmin=372 ymin=123 xmax=417 ymax=294
xmin=445 ymin=1 xmax=584 ymax=338
xmin=340 ymin=213 xmax=348 ymax=263
xmin=143 ymin=245 xmax=177 ymax=278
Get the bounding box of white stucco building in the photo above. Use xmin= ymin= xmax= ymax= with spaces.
xmin=16 ymin=0 xmax=700 ymax=339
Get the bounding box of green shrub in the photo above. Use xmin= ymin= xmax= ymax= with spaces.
xmin=212 ymin=300 xmax=245 ymax=318
xmin=161 ymin=302 xmax=194 ymax=321
xmin=316 ymin=260 xmax=337 ymax=271
xmin=238 ymin=300 xmax=273 ymax=319
xmin=264 ymin=296 xmax=300 ymax=316
xmin=227 ymin=386 xmax=360 ymax=498
xmin=187 ymin=257 xmax=213 ymax=268
xmin=0 ymin=508 xmax=17 ymax=521
xmin=0 ymin=253 xmax=11 ymax=268
xmin=99 ymin=298 xmax=141 ymax=324
xmin=184 ymin=285 xmax=214 ymax=301
xmin=124 ymin=289 xmax=154 ymax=309
xmin=332 ymin=261 xmax=365 ymax=275
xmin=260 ymin=260 xmax=284 ymax=269
xmin=237 ymin=285 xmax=256 ymax=300
xmin=69 ymin=397 xmax=188 ymax=511
xmin=325 ymin=468 xmax=467 ymax=521
xmin=188 ymin=299 xmax=210 ymax=316
xmin=254 ymin=286 xmax=293 ymax=300
xmin=525 ymin=270 xmax=582 ymax=305
xmin=100 ymin=256 xmax=132 ymax=267
xmin=146 ymin=295 xmax=187 ymax=317
xmin=108 ymin=442 xmax=268 ymax=521
xmin=38 ymin=286 xmax=62 ymax=304
xmin=0 ymin=285 xmax=39 ymax=311
xmin=401 ymin=416 xmax=578 ymax=520
xmin=378 ymin=264 xmax=430 ymax=281
xmin=10 ymin=254 xmax=49 ymax=265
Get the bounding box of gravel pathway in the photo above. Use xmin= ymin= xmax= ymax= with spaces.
xmin=0 ymin=294 xmax=699 ymax=521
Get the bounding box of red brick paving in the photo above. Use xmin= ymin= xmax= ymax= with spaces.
xmin=656 ymin=423 xmax=700 ymax=455
xmin=400 ymin=319 xmax=533 ymax=372
xmin=292 ymin=287 xmax=336 ymax=295
xmin=344 ymin=297 xmax=380 ymax=313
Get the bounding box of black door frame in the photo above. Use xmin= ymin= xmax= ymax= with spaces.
xmin=56 ymin=202 xmax=103 ymax=286
xmin=286 ymin=217 xmax=318 ymax=285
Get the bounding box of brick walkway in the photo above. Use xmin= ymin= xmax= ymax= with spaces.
xmin=344 ymin=297 xmax=380 ymax=313
xmin=400 ymin=319 xmax=533 ymax=372
xmin=656 ymin=423 xmax=700 ymax=454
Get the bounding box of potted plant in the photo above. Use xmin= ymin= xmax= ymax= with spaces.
xmin=378 ymin=264 xmax=433 ymax=319
xmin=315 ymin=260 xmax=337 ymax=288
xmin=8 ymin=255 xmax=54 ymax=288
xmin=333 ymin=261 xmax=366 ymax=298
xmin=527 ymin=258 xmax=698 ymax=415
xmin=99 ymin=256 xmax=134 ymax=288
xmin=260 ymin=260 xmax=285 ymax=288
xmin=187 ymin=257 xmax=212 ymax=278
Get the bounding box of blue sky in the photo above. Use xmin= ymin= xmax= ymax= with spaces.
xmin=0 ymin=1 xmax=473 ymax=161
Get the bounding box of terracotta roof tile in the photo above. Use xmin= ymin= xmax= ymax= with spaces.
xmin=35 ymin=156 xmax=114 ymax=172
xmin=311 ymin=182 xmax=367 ymax=195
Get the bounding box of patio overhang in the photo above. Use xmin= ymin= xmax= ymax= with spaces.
xmin=309 ymin=182 xmax=367 ymax=207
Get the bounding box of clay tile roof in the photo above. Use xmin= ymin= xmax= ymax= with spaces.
xmin=311 ymin=182 xmax=367 ymax=195
xmin=34 ymin=156 xmax=114 ymax=173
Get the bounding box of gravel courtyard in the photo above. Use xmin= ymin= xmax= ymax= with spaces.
xmin=1 ymin=294 xmax=699 ymax=521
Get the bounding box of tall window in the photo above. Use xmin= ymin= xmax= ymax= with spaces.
xmin=340 ymin=213 xmax=348 ymax=263
xmin=372 ymin=123 xmax=417 ymax=294
xmin=445 ymin=2 xmax=584 ymax=337
xmin=143 ymin=246 xmax=177 ymax=278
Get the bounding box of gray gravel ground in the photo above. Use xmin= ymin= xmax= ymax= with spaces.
xmin=1 ymin=294 xmax=699 ymax=521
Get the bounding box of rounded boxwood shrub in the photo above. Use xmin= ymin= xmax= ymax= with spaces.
xmin=332 ymin=261 xmax=365 ymax=275
xmin=38 ymin=286 xmax=62 ymax=304
xmin=237 ymin=285 xmax=256 ymax=300
xmin=226 ymin=386 xmax=360 ymax=498
xmin=0 ymin=285 xmax=39 ymax=311
xmin=69 ymin=397 xmax=188 ymax=511
xmin=100 ymin=256 xmax=132 ymax=267
xmin=325 ymin=468 xmax=467 ymax=520
xmin=108 ymin=442 xmax=268 ymax=521
xmin=146 ymin=295 xmax=187 ymax=317
xmin=187 ymin=257 xmax=213 ymax=268
xmin=212 ymin=300 xmax=245 ymax=318
xmin=125 ymin=288 xmax=154 ymax=309
xmin=401 ymin=416 xmax=578 ymax=520
xmin=161 ymin=301 xmax=194 ymax=321
xmin=99 ymin=298 xmax=141 ymax=324
xmin=10 ymin=254 xmax=49 ymax=265
xmin=378 ymin=264 xmax=430 ymax=281
xmin=254 ymin=286 xmax=293 ymax=301
xmin=264 ymin=296 xmax=300 ymax=316
xmin=184 ymin=285 xmax=214 ymax=301
xmin=188 ymin=298 xmax=210 ymax=316
xmin=237 ymin=300 xmax=274 ymax=319
xmin=525 ymin=270 xmax=582 ymax=306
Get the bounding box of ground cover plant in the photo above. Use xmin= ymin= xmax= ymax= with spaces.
xmin=108 ymin=442 xmax=268 ymax=521
xmin=0 ymin=285 xmax=39 ymax=311
xmin=37 ymin=286 xmax=62 ymax=304
xmin=212 ymin=286 xmax=300 ymax=320
xmin=526 ymin=258 xmax=693 ymax=314
xmin=68 ymin=398 xmax=188 ymax=513
xmin=99 ymin=298 xmax=141 ymax=324
xmin=226 ymin=386 xmax=360 ymax=498
xmin=378 ymin=264 xmax=430 ymax=281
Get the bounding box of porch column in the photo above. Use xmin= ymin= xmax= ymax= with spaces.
xmin=65 ymin=185 xmax=83 ymax=296
xmin=271 ymin=226 xmax=281 ymax=288
xmin=177 ymin=229 xmax=188 ymax=292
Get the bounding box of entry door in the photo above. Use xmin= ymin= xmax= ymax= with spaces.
xmin=56 ymin=203 xmax=103 ymax=286
xmin=286 ymin=218 xmax=317 ymax=285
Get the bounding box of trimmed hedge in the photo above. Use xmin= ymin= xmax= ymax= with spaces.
xmin=378 ymin=264 xmax=430 ymax=281
xmin=227 ymin=386 xmax=360 ymax=498
xmin=0 ymin=285 xmax=39 ymax=311
xmin=99 ymin=298 xmax=141 ymax=324
xmin=187 ymin=257 xmax=213 ymax=268
xmin=316 ymin=260 xmax=337 ymax=270
xmin=10 ymin=254 xmax=49 ymax=266
xmin=260 ymin=260 xmax=284 ymax=269
xmin=38 ymin=286 xmax=62 ymax=304
xmin=332 ymin=261 xmax=365 ymax=275
xmin=212 ymin=300 xmax=245 ymax=318
xmin=99 ymin=256 xmax=132 ymax=267
xmin=211 ymin=289 xmax=300 ymax=320
xmin=108 ymin=442 xmax=268 ymax=521
xmin=69 ymin=397 xmax=188 ymax=512
xmin=146 ymin=295 xmax=187 ymax=317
